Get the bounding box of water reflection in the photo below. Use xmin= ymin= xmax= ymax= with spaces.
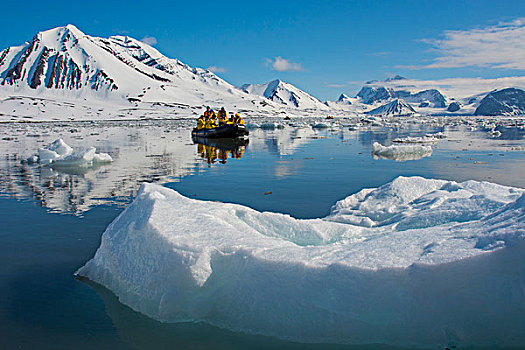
xmin=193 ymin=136 xmax=248 ymax=164
xmin=1 ymin=121 xmax=524 ymax=216
xmin=0 ymin=121 xmax=204 ymax=215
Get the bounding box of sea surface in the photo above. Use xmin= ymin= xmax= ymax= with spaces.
xmin=1 ymin=119 xmax=524 ymax=349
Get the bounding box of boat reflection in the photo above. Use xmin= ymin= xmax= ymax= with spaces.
xmin=193 ymin=136 xmax=248 ymax=164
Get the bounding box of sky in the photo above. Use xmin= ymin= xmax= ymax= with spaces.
xmin=0 ymin=0 xmax=524 ymax=101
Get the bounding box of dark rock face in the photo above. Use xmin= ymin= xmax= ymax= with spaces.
xmin=336 ymin=94 xmax=352 ymax=105
xmin=30 ymin=47 xmax=52 ymax=88
xmin=0 ymin=47 xmax=9 ymax=67
xmin=357 ymin=86 xmax=395 ymax=104
xmin=403 ymin=89 xmax=446 ymax=108
xmin=447 ymin=102 xmax=461 ymax=112
xmin=416 ymin=89 xmax=446 ymax=108
xmin=2 ymin=37 xmax=38 ymax=85
xmin=474 ymin=88 xmax=525 ymax=116
xmin=384 ymin=74 xmax=406 ymax=82
xmin=357 ymin=86 xmax=446 ymax=107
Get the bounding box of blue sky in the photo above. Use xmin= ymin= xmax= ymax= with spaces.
xmin=0 ymin=0 xmax=524 ymax=100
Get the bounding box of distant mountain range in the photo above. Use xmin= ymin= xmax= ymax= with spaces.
xmin=1 ymin=25 xmax=525 ymax=118
xmin=239 ymin=79 xmax=328 ymax=110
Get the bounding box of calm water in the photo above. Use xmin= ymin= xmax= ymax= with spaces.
xmin=1 ymin=120 xmax=524 ymax=349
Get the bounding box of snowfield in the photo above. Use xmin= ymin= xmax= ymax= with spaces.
xmin=77 ymin=176 xmax=525 ymax=348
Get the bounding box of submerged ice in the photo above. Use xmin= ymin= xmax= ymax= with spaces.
xmin=77 ymin=176 xmax=525 ymax=347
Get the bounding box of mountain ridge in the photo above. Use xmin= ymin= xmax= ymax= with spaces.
xmin=1 ymin=25 xmax=525 ymax=119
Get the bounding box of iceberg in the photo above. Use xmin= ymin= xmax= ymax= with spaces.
xmin=77 ymin=177 xmax=525 ymax=348
xmin=371 ymin=141 xmax=433 ymax=161
xmin=29 ymin=138 xmax=112 ymax=167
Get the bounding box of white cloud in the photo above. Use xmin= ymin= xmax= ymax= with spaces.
xmin=368 ymin=51 xmax=391 ymax=57
xmin=140 ymin=36 xmax=157 ymax=46
xmin=207 ymin=65 xmax=227 ymax=73
xmin=267 ymin=56 xmax=303 ymax=72
xmin=410 ymin=18 xmax=525 ymax=70
xmin=325 ymin=83 xmax=346 ymax=88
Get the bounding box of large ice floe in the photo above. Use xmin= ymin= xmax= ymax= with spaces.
xmin=371 ymin=141 xmax=433 ymax=161
xmin=77 ymin=176 xmax=525 ymax=348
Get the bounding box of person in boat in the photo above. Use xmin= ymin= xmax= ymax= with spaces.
xmin=204 ymin=106 xmax=211 ymax=118
xmin=205 ymin=111 xmax=218 ymax=129
xmin=233 ymin=113 xmax=245 ymax=125
xmin=217 ymin=107 xmax=228 ymax=126
xmin=196 ymin=115 xmax=206 ymax=130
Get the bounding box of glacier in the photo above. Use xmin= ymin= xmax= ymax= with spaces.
xmin=76 ymin=176 xmax=525 ymax=347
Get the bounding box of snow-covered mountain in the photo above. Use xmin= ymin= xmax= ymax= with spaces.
xmin=335 ymin=93 xmax=352 ymax=105
xmin=239 ymin=79 xmax=328 ymax=110
xmin=474 ymin=88 xmax=525 ymax=116
xmin=366 ymin=98 xmax=416 ymax=116
xmin=357 ymin=86 xmax=396 ymax=104
xmin=324 ymin=93 xmax=355 ymax=109
xmin=1 ymin=25 xmax=525 ymax=120
xmin=395 ymin=89 xmax=446 ymax=108
xmin=356 ymin=85 xmax=446 ymax=108
xmin=0 ymin=25 xmax=247 ymax=104
xmin=3 ymin=24 xmax=338 ymax=121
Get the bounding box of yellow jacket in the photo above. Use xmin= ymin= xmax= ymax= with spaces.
xmin=197 ymin=118 xmax=205 ymax=130
xmin=205 ymin=118 xmax=217 ymax=129
xmin=234 ymin=116 xmax=245 ymax=125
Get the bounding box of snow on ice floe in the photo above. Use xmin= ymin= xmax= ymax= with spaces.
xmin=77 ymin=176 xmax=525 ymax=347
xmin=29 ymin=139 xmax=112 ymax=167
xmin=371 ymin=141 xmax=433 ymax=161
xmin=392 ymin=132 xmax=446 ymax=144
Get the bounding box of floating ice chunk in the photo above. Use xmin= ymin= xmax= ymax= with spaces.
xmin=393 ymin=135 xmax=439 ymax=143
xmin=244 ymin=122 xmax=260 ymax=129
xmin=77 ymin=177 xmax=525 ymax=347
xmin=311 ymin=122 xmax=331 ymax=129
xmin=93 ymin=152 xmax=113 ymax=163
xmin=44 ymin=138 xmax=73 ymax=156
xmin=29 ymin=139 xmax=112 ymax=167
xmin=426 ymin=131 xmax=446 ymax=139
xmin=371 ymin=141 xmax=432 ymax=161
xmin=53 ymin=147 xmax=96 ymax=167
xmin=326 ymin=176 xmax=523 ymax=229
xmin=260 ymin=122 xmax=284 ymax=130
xmin=488 ymin=129 xmax=502 ymax=137
xmin=37 ymin=147 xmax=60 ymax=165
xmin=25 ymin=155 xmax=39 ymax=164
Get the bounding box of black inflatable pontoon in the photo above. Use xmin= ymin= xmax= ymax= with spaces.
xmin=191 ymin=124 xmax=249 ymax=138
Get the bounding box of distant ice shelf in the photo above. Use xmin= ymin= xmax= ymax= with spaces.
xmin=77 ymin=176 xmax=525 ymax=348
